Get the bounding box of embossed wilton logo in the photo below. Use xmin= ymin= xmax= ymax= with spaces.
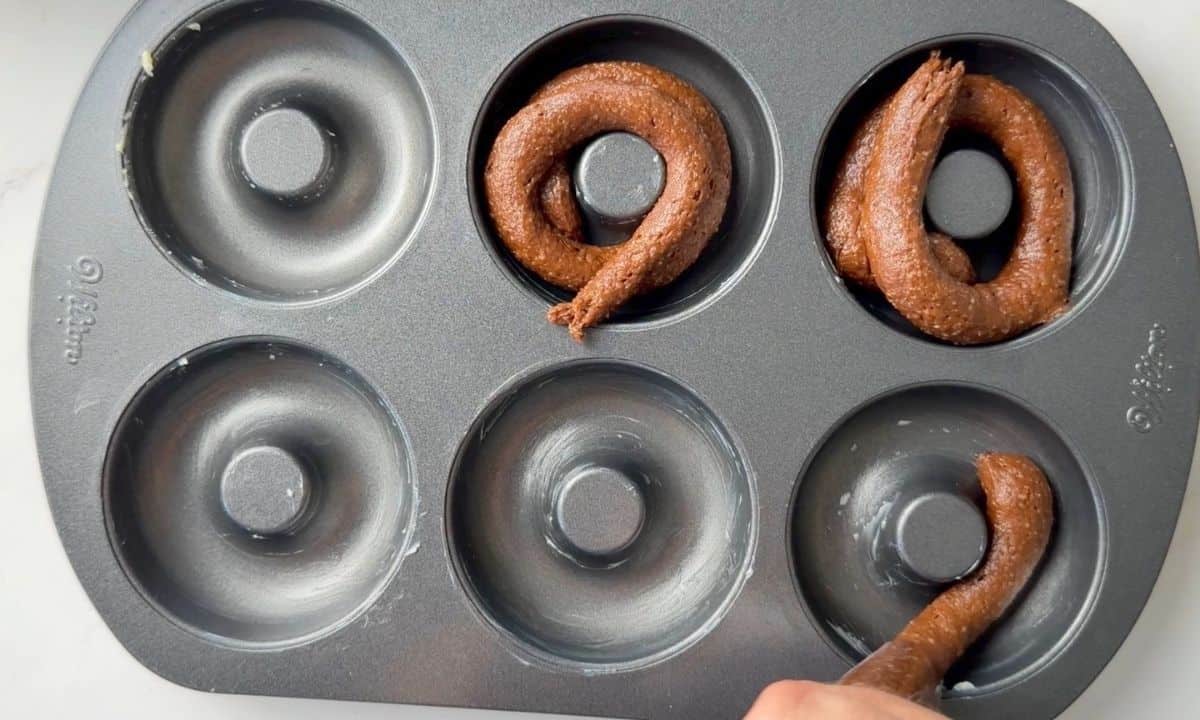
xmin=1126 ymin=323 xmax=1172 ymax=433
xmin=57 ymin=257 xmax=102 ymax=365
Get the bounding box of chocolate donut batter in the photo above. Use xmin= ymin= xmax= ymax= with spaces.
xmin=839 ymin=452 xmax=1054 ymax=706
xmin=824 ymin=53 xmax=1073 ymax=344
xmin=484 ymin=62 xmax=731 ymax=340
xmin=826 ymin=104 xmax=975 ymax=289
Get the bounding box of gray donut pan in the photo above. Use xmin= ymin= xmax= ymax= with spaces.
xmin=29 ymin=1 xmax=1199 ymax=719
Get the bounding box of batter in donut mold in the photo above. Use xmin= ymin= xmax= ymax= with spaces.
xmin=485 ymin=61 xmax=730 ymax=341
xmin=839 ymin=452 xmax=1054 ymax=706
xmin=824 ymin=53 xmax=1073 ymax=344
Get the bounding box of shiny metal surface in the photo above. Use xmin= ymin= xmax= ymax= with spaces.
xmin=926 ymin=148 xmax=1015 ymax=241
xmin=448 ymin=360 xmax=755 ymax=669
xmin=122 ymin=0 xmax=435 ymax=302
xmin=104 ymin=339 xmax=417 ymax=647
xmin=573 ymin=132 xmax=665 ymax=247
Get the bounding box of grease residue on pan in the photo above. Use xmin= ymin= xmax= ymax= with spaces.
xmin=103 ymin=338 xmax=419 ymax=647
xmin=447 ymin=360 xmax=756 ymax=670
xmin=792 ymin=383 xmax=1106 ymax=692
xmin=121 ymin=0 xmax=436 ymax=303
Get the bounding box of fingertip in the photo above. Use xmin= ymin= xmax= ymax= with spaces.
xmin=744 ymin=680 xmax=823 ymax=719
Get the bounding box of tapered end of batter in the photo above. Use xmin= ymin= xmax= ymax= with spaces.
xmin=922 ymin=50 xmax=966 ymax=84
xmin=976 ymin=451 xmax=1044 ymax=482
xmin=892 ymin=53 xmax=966 ymax=112
xmin=975 ymin=453 xmax=1054 ymax=519
xmin=548 ymin=302 xmax=587 ymax=342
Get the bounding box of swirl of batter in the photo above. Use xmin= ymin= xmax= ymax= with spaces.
xmin=825 ymin=53 xmax=1073 ymax=344
xmin=839 ymin=452 xmax=1054 ymax=706
xmin=484 ymin=61 xmax=731 ymax=340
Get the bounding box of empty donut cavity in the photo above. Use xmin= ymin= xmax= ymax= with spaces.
xmin=122 ymin=0 xmax=435 ymax=302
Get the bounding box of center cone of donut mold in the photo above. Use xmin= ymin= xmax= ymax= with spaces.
xmin=220 ymin=446 xmax=310 ymax=536
xmin=553 ymin=465 xmax=646 ymax=558
xmin=925 ymin=148 xmax=1014 ymax=241
xmin=573 ymin=132 xmax=666 ymax=246
xmin=238 ymin=107 xmax=332 ymax=199
xmin=893 ymin=491 xmax=988 ymax=584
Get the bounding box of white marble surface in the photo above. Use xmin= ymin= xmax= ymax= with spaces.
xmin=1 ymin=1 xmax=1197 ymax=717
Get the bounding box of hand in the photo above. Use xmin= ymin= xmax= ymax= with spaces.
xmin=744 ymin=681 xmax=948 ymax=720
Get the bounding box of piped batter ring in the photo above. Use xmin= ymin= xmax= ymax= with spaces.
xmin=484 ymin=61 xmax=731 ymax=340
xmin=824 ymin=53 xmax=1074 ymax=345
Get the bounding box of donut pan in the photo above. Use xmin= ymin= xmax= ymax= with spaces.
xmin=29 ymin=1 xmax=1199 ymax=718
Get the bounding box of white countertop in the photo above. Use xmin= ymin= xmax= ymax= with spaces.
xmin=2 ymin=1 xmax=1197 ymax=717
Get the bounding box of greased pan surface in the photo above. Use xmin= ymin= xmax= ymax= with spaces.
xmin=30 ymin=1 xmax=1199 ymax=718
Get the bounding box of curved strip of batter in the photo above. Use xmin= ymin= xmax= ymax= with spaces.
xmin=825 ymin=101 xmax=975 ymax=288
xmin=484 ymin=62 xmax=730 ymax=340
xmin=838 ymin=452 xmax=1054 ymax=706
xmin=533 ymin=61 xmax=732 ymax=292
xmin=861 ymin=54 xmax=1074 ymax=344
